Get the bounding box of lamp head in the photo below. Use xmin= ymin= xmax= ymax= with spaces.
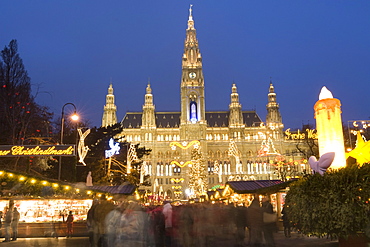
xmin=71 ymin=112 xmax=79 ymax=121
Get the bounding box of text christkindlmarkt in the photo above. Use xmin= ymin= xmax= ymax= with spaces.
xmin=0 ymin=145 xmax=75 ymax=157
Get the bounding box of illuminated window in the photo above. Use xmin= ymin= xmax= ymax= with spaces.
xmin=190 ymin=101 xmax=197 ymax=123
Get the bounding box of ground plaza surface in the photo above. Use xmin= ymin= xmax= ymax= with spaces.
xmin=0 ymin=231 xmax=339 ymax=247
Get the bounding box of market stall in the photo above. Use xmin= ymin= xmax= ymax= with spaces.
xmin=223 ymin=179 xmax=294 ymax=216
xmin=0 ymin=198 xmax=93 ymax=223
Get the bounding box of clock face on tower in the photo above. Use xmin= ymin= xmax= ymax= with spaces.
xmin=189 ymin=72 xmax=196 ymax=79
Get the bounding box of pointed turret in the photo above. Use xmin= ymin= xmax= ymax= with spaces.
xmin=229 ymin=83 xmax=244 ymax=127
xmin=180 ymin=5 xmax=206 ymax=125
xmin=142 ymin=80 xmax=156 ymax=129
xmin=102 ymin=83 xmax=117 ymax=127
xmin=266 ymin=80 xmax=283 ymax=130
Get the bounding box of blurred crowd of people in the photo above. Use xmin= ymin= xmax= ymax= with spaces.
xmin=0 ymin=199 xmax=20 ymax=242
xmin=87 ymin=196 xmax=280 ymax=247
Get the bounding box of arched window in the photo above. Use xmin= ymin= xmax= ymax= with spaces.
xmin=190 ymin=101 xmax=197 ymax=123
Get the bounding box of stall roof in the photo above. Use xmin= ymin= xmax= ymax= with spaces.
xmin=87 ymin=184 xmax=136 ymax=195
xmin=226 ymin=180 xmax=294 ymax=194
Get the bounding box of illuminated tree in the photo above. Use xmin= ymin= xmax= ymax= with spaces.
xmin=0 ymin=40 xmax=53 ymax=171
xmin=0 ymin=40 xmax=53 ymax=146
xmin=82 ymin=124 xmax=151 ymax=185
xmin=189 ymin=145 xmax=208 ymax=196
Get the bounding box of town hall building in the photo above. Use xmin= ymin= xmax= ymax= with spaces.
xmin=101 ymin=6 xmax=309 ymax=199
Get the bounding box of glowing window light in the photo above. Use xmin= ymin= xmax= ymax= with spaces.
xmin=30 ymin=179 xmax=36 ymax=184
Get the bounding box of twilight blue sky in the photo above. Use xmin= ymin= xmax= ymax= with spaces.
xmin=1 ymin=1 xmax=370 ymax=129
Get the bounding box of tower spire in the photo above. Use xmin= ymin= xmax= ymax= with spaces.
xmin=142 ymin=80 xmax=156 ymax=129
xmin=181 ymin=5 xmax=206 ymax=126
xmin=266 ymin=80 xmax=283 ymax=130
xmin=188 ymin=4 xmax=194 ymax=28
xmin=102 ymin=82 xmax=117 ymax=127
xmin=229 ymin=83 xmax=244 ymax=128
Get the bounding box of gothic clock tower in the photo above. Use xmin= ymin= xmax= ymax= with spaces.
xmin=180 ymin=5 xmax=207 ymax=140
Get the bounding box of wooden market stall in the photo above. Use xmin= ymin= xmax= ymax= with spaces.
xmin=222 ymin=179 xmax=295 ymax=222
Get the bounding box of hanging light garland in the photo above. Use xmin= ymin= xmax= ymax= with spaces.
xmin=0 ymin=170 xmax=112 ymax=199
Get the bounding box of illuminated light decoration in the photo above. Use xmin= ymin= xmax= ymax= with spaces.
xmin=174 ymin=191 xmax=182 ymax=194
xmin=314 ymin=86 xmax=346 ymax=169
xmin=105 ymin=138 xmax=120 ymax=159
xmin=228 ymin=139 xmax=242 ymax=174
xmin=172 ymin=185 xmax=182 ymax=190
xmin=78 ymin=128 xmax=90 ymax=166
xmin=86 ymin=190 xmax=92 ymax=195
xmin=97 ymin=193 xmax=102 ymax=197
xmin=127 ymin=144 xmax=139 ymax=174
xmin=169 ymin=140 xmax=200 ymax=150
xmin=257 ymin=137 xmax=279 ymax=157
xmin=135 ymin=191 xmax=140 ymax=200
xmin=285 ymin=128 xmax=318 ymax=140
xmin=222 ymin=184 xmax=230 ymax=197
xmin=140 ymin=161 xmax=149 ymax=184
xmin=0 ymin=170 xmax=112 ymax=199
xmin=213 ymin=161 xmax=222 ymax=182
xmin=188 ymin=145 xmax=208 ymax=197
xmin=0 ymin=145 xmax=75 ymax=157
xmin=170 ymin=160 xmax=193 ymax=168
xmin=153 ymin=178 xmax=159 ymax=193
xmin=171 ymin=178 xmax=184 ymax=183
xmin=346 ymin=132 xmax=370 ymax=165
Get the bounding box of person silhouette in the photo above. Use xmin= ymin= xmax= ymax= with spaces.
xmin=66 ymin=211 xmax=74 ymax=238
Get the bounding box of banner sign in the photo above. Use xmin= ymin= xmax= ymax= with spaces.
xmin=0 ymin=145 xmax=75 ymax=157
xmin=285 ymin=128 xmax=318 ymax=140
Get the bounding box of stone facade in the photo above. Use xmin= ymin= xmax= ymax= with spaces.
xmin=102 ymin=6 xmax=310 ymax=199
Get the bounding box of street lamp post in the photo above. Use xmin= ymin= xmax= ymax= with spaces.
xmin=58 ymin=103 xmax=79 ymax=181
